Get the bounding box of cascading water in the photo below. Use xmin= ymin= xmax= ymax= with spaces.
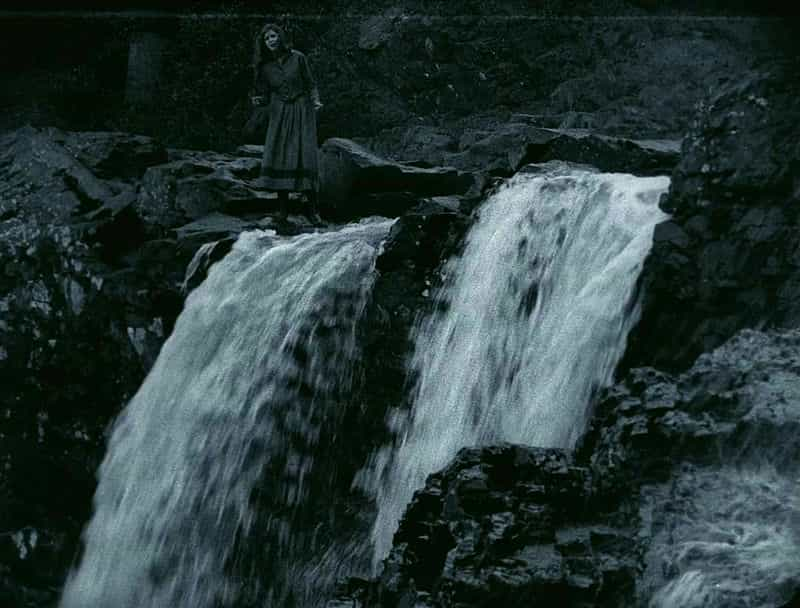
xmin=365 ymin=165 xmax=670 ymax=564
xmin=60 ymin=219 xmax=393 ymax=608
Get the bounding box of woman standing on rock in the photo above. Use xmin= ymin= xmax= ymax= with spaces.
xmin=251 ymin=23 xmax=323 ymax=222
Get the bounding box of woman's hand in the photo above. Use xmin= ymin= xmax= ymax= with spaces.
xmin=251 ymin=95 xmax=265 ymax=107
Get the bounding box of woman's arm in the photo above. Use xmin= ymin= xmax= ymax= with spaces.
xmin=299 ymin=53 xmax=322 ymax=111
xmin=251 ymin=63 xmax=270 ymax=106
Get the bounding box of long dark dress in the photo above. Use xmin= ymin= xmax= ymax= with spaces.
xmin=254 ymin=49 xmax=320 ymax=192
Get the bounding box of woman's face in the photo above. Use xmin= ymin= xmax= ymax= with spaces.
xmin=264 ymin=30 xmax=280 ymax=52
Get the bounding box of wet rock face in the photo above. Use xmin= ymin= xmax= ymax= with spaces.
xmin=584 ymin=329 xmax=800 ymax=608
xmin=624 ymin=62 xmax=800 ymax=372
xmin=585 ymin=329 xmax=800 ymax=485
xmin=346 ymin=445 xmax=638 ymax=608
xmin=351 ymin=198 xmax=472 ymax=484
xmin=332 ymin=329 xmax=800 ymax=607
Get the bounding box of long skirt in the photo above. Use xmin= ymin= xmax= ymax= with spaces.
xmin=260 ymin=95 xmax=318 ymax=192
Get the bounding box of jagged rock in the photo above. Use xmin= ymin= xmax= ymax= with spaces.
xmin=584 ymin=329 xmax=800 ymax=492
xmin=354 ymin=198 xmax=471 ymax=436
xmin=318 ymin=138 xmax=475 ymax=219
xmin=180 ymin=236 xmax=238 ymax=295
xmin=625 ymin=62 xmax=800 ymax=372
xmin=356 ymin=122 xmax=679 ymax=185
xmin=444 ymin=123 xmax=558 ymax=175
xmin=176 ymin=213 xmax=272 ymax=294
xmin=0 ymin=126 xmax=119 ymax=221
xmin=333 ymin=445 xmax=636 ymax=608
xmin=135 ymin=153 xmax=270 ymax=234
xmin=583 ymin=329 xmax=800 ymax=608
xmin=48 ymin=129 xmax=168 ymax=180
xmin=514 ymin=129 xmax=680 ymax=176
xmin=333 ymin=329 xmax=800 ymax=608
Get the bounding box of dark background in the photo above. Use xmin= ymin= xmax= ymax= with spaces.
xmin=0 ymin=2 xmax=795 ymax=151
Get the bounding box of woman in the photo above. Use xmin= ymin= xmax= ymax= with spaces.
xmin=252 ymin=23 xmax=323 ymax=221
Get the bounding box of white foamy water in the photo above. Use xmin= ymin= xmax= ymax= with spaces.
xmin=60 ymin=220 xmax=393 ymax=608
xmin=646 ymin=466 xmax=800 ymax=608
xmin=365 ymin=167 xmax=670 ymax=564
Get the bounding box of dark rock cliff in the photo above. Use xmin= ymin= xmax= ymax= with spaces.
xmin=624 ymin=60 xmax=800 ymax=372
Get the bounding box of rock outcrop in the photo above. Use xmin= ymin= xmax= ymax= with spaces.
xmin=135 ymin=151 xmax=271 ymax=234
xmin=327 ymin=127 xmax=680 ymax=222
xmin=327 ymin=63 xmax=800 ymax=608
xmin=357 ymin=122 xmax=680 ymax=178
xmin=330 ymin=329 xmax=800 ymax=608
xmin=318 ymin=138 xmax=477 ymax=219
xmin=624 ymin=61 xmax=800 ymax=372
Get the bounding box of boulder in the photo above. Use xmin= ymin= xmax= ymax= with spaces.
xmin=318 ymin=138 xmax=475 ymax=219
xmin=49 ymin=129 xmax=168 ymax=180
xmin=444 ymin=122 xmax=556 ymax=175
xmin=353 ymin=125 xmax=459 ymax=167
xmin=514 ymin=129 xmax=680 ymax=176
xmin=135 ymin=153 xmax=271 ymax=234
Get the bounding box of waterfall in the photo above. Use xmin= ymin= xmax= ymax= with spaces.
xmin=366 ymin=166 xmax=670 ymax=564
xmin=60 ymin=219 xmax=393 ymax=608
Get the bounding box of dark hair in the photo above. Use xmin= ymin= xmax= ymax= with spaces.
xmin=253 ymin=23 xmax=290 ymax=86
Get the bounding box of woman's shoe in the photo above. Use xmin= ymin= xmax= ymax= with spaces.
xmin=304 ymin=191 xmax=323 ymax=225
